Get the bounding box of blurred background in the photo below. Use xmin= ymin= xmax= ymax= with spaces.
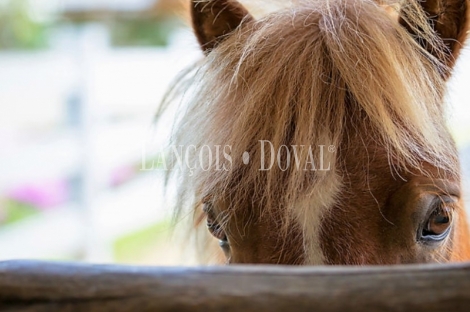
xmin=0 ymin=0 xmax=469 ymax=266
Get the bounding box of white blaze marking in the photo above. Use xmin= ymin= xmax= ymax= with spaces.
xmin=293 ymin=169 xmax=342 ymax=265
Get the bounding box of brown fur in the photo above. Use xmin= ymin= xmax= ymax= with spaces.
xmin=160 ymin=0 xmax=470 ymax=264
xmin=191 ymin=0 xmax=254 ymax=53
xmin=399 ymin=0 xmax=470 ymax=70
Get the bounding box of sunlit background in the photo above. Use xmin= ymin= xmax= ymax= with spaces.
xmin=0 ymin=0 xmax=469 ymax=266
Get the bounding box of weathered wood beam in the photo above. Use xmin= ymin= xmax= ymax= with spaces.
xmin=1 ymin=260 xmax=470 ymax=312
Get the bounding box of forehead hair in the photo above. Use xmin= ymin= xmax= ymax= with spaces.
xmin=164 ymin=0 xmax=459 ymax=233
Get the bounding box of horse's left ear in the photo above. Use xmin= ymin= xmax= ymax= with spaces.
xmin=191 ymin=0 xmax=254 ymax=54
xmin=400 ymin=0 xmax=469 ymax=73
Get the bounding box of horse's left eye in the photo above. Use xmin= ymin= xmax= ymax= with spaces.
xmin=421 ymin=204 xmax=453 ymax=242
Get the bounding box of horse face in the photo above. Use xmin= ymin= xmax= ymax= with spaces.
xmin=319 ymin=137 xmax=470 ymax=264
xmin=187 ymin=0 xmax=470 ymax=265
xmin=204 ymin=135 xmax=470 ymax=265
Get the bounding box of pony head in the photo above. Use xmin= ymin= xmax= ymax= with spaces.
xmin=164 ymin=0 xmax=470 ymax=265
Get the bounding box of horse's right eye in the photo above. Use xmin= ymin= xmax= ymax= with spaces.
xmin=206 ymin=219 xmax=227 ymax=241
xmin=203 ymin=203 xmax=228 ymax=242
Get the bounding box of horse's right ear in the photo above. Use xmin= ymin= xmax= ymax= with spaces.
xmin=191 ymin=0 xmax=254 ymax=54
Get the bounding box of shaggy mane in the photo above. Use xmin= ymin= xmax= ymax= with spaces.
xmin=159 ymin=0 xmax=459 ymax=257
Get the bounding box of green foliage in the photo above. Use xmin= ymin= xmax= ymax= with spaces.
xmin=1 ymin=200 xmax=39 ymax=225
xmin=113 ymin=220 xmax=171 ymax=263
xmin=139 ymin=152 xmax=169 ymax=171
xmin=0 ymin=0 xmax=49 ymax=50
xmin=0 ymin=0 xmax=182 ymax=50
xmin=110 ymin=17 xmax=180 ymax=47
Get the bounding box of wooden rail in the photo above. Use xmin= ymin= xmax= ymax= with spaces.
xmin=1 ymin=260 xmax=470 ymax=311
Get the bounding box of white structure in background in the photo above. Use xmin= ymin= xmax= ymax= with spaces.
xmin=0 ymin=19 xmax=201 ymax=262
